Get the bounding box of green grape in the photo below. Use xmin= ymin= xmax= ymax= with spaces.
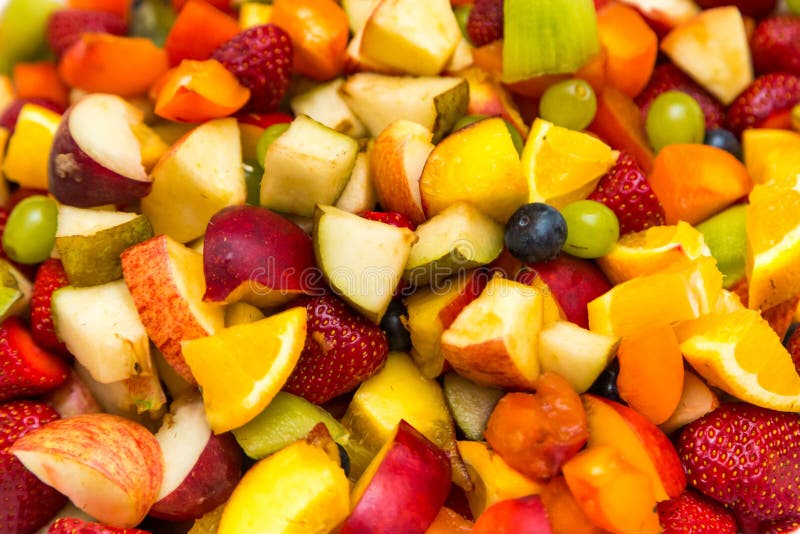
xmin=538 ymin=79 xmax=598 ymax=130
xmin=2 ymin=195 xmax=58 ymax=264
xmin=242 ymin=159 xmax=262 ymax=206
xmin=256 ymin=122 xmax=290 ymax=166
xmin=645 ymin=90 xmax=705 ymax=152
xmin=561 ymin=200 xmax=619 ymax=259
xmin=787 ymin=0 xmax=800 ymax=14
xmin=452 ymin=114 xmax=488 ymax=133
xmin=454 ymin=5 xmax=473 ymax=42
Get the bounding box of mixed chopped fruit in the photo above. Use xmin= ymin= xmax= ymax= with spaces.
xmin=2 ymin=0 xmax=800 ymax=532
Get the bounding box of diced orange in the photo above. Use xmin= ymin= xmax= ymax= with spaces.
xmin=164 ymin=0 xmax=241 ymax=66
xmin=596 ymin=3 xmax=657 ymax=98
xmin=425 ymin=507 xmax=473 ymax=534
xmin=68 ymin=0 xmax=132 ymax=21
xmin=12 ymin=61 xmax=69 ymax=109
xmin=58 ymin=34 xmax=169 ymax=97
xmin=155 ymin=59 xmax=250 ymax=123
xmin=616 ymin=324 xmax=684 ymax=425
xmin=588 ymin=85 xmax=654 ymax=173
xmin=270 ymin=0 xmax=348 ymax=81
xmin=539 ymin=476 xmax=604 ymax=534
xmin=648 ymin=144 xmax=753 ymax=225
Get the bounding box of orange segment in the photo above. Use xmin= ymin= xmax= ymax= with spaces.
xmin=597 ymin=221 xmax=710 ymax=285
xmin=674 ymin=309 xmax=800 ymax=411
xmin=181 ymin=307 xmax=307 ymax=433
xmin=742 ymin=128 xmax=800 ymax=184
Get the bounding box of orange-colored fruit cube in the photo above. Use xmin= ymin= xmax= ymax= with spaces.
xmin=596 ymin=2 xmax=657 ymax=98
xmin=588 ymin=85 xmax=654 ymax=173
xmin=164 ymin=0 xmax=241 ymax=66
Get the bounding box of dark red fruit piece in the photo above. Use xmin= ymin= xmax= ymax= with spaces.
xmin=751 ymin=15 xmax=800 ymax=77
xmin=727 ymin=73 xmax=800 ymax=136
xmin=467 ymin=0 xmax=504 ymax=47
xmin=46 ymin=8 xmax=127 ymax=56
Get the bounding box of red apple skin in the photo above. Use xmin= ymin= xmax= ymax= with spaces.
xmin=340 ymin=420 xmax=452 ymax=534
xmin=44 ymin=369 xmax=103 ymax=418
xmin=48 ymin=107 xmax=152 ymax=208
xmin=437 ymin=268 xmax=490 ymax=329
xmin=472 ymin=495 xmax=554 ymax=534
xmin=149 ymin=432 xmax=243 ymax=522
xmin=518 ymin=254 xmax=612 ymax=329
xmin=203 ymin=205 xmax=322 ymax=306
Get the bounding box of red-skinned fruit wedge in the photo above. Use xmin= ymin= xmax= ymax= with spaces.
xmin=0 ymin=400 xmax=67 ymax=534
xmin=46 ymin=8 xmax=127 ymax=57
xmin=635 ymin=63 xmax=726 ymax=130
xmin=678 ymin=403 xmax=800 ymax=526
xmin=657 ymin=489 xmax=738 ymax=534
xmin=467 ymin=0 xmax=503 ymax=47
xmin=236 ymin=111 xmax=293 ymax=129
xmin=484 ymin=372 xmax=589 ymax=481
xmin=0 ymin=317 xmax=70 ymax=402
xmin=358 ymin=210 xmax=417 ymax=231
xmin=47 ymin=518 xmax=152 ymax=534
xmin=472 ymin=495 xmax=554 ymax=534
xmin=212 ymin=24 xmax=293 ymax=112
xmin=728 ymin=73 xmax=800 ymax=136
xmin=31 ymin=258 xmax=70 ymax=354
xmin=751 ymin=16 xmax=800 ymax=77
xmin=163 ymin=0 xmax=241 ymax=66
xmin=588 ymin=85 xmax=655 ymax=173
xmin=587 ymin=151 xmax=666 ymax=235
xmin=0 ymin=98 xmax=64 ymax=134
xmin=694 ymin=0 xmax=776 ymax=19
xmin=283 ymin=294 xmax=389 ymax=404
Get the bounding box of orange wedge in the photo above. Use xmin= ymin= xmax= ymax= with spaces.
xmin=742 ymin=128 xmax=800 ymax=185
xmin=674 ymin=309 xmax=800 ymax=411
xmin=181 ymin=307 xmax=307 ymax=433
xmin=597 ymin=221 xmax=710 ymax=285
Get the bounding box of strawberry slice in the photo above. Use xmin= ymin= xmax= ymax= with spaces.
xmin=358 ymin=210 xmax=417 ymax=231
xmin=0 ymin=317 xmax=70 ymax=402
xmin=31 ymin=259 xmax=70 ymax=354
xmin=678 ymin=402 xmax=800 ymax=526
xmin=0 ymin=400 xmax=66 ymax=534
xmin=587 ymin=151 xmax=666 ymax=235
xmin=657 ymin=489 xmax=738 ymax=533
xmin=635 ymin=63 xmax=726 ymax=130
xmin=752 ymin=15 xmax=800 ymax=77
xmin=467 ymin=0 xmax=504 ymax=46
xmin=47 ymin=518 xmax=152 ymax=534
xmin=46 ymin=8 xmax=128 ymax=57
xmin=212 ymin=24 xmax=294 ymax=112
xmin=727 ymin=73 xmax=800 ymax=136
xmin=283 ymin=294 xmax=389 ymax=404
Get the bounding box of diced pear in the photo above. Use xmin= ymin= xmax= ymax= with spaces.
xmin=334 ymin=151 xmax=378 ymax=214
xmin=290 ymin=79 xmax=367 ymax=138
xmin=0 ymin=259 xmax=31 ymax=323
xmin=443 ymin=372 xmax=504 ymax=441
xmin=343 ymin=0 xmax=381 ymax=33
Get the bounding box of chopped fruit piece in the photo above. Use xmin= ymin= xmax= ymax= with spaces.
xmin=728 ymin=73 xmax=800 ymax=136
xmin=426 ymin=507 xmax=474 ymax=534
xmin=751 ymin=15 xmax=800 ymax=77
xmin=30 ymin=258 xmax=69 ymax=353
xmin=472 ymin=495 xmax=553 ymax=534
xmin=181 ymin=307 xmax=308 ymax=433
xmin=47 ymin=518 xmax=152 ymax=533
xmin=358 ymin=210 xmax=416 ymax=230
xmin=694 ymin=0 xmax=776 ymax=18
xmin=588 ymin=85 xmax=654 ymax=173
xmin=678 ymin=403 xmax=800 ymax=525
xmin=675 ymin=309 xmax=800 ymax=412
xmin=11 ymin=61 xmax=68 ymax=109
xmin=164 ymin=0 xmax=240 ymax=66
xmin=742 ymin=128 xmax=800 ymax=185
xmin=443 ymin=371 xmax=504 ymax=441
xmin=0 ymin=317 xmax=69 ymax=402
xmin=467 ymin=0 xmax=503 ymax=46
xmin=46 ymin=8 xmax=127 ymax=57
xmin=596 ymin=2 xmax=657 ymax=98
xmin=3 ymin=103 xmax=61 ymax=190
xmin=695 ymin=204 xmax=748 ymax=289
xmin=485 ymin=373 xmax=589 ymax=480
xmin=657 ymin=489 xmax=738 ymax=534
xmin=659 ymin=369 xmax=720 ymax=435
xmin=539 ymin=476 xmax=602 ymax=534
xmin=647 ymin=144 xmax=752 ymax=226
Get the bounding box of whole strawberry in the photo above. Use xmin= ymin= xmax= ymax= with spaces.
xmin=587 ymin=151 xmax=666 ymax=234
xmin=283 ymin=294 xmax=389 ymax=404
xmin=635 ymin=63 xmax=726 ymax=130
xmin=657 ymin=489 xmax=738 ymax=533
xmin=751 ymin=15 xmax=800 ymax=77
xmin=31 ymin=259 xmax=70 ymax=354
xmin=0 ymin=400 xmax=67 ymax=534
xmin=728 ymin=73 xmax=800 ymax=136
xmin=358 ymin=210 xmax=417 ymax=231
xmin=212 ymin=24 xmax=293 ymax=112
xmin=678 ymin=402 xmax=800 ymax=526
xmin=467 ymin=0 xmax=503 ymax=46
xmin=0 ymin=317 xmax=69 ymax=402
xmin=47 ymin=518 xmax=152 ymax=534
xmin=46 ymin=8 xmax=127 ymax=56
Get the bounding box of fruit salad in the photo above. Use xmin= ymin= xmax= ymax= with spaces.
xmin=1 ymin=0 xmax=800 ymax=532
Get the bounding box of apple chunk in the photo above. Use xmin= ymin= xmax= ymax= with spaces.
xmin=10 ymin=413 xmax=163 ymax=528
xmin=49 ymin=93 xmax=151 ymax=207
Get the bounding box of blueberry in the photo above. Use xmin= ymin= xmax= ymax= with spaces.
xmin=704 ymin=128 xmax=743 ymax=161
xmin=380 ymin=299 xmax=411 ymax=352
xmin=504 ymin=202 xmax=568 ymax=264
xmin=587 ymin=359 xmax=623 ymax=403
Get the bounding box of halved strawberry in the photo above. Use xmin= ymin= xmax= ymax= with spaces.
xmin=46 ymin=8 xmax=128 ymax=57
xmin=0 ymin=317 xmax=69 ymax=402
xmin=635 ymin=63 xmax=726 ymax=130
xmin=587 ymin=151 xmax=666 ymax=234
xmin=31 ymin=259 xmax=70 ymax=354
xmin=358 ymin=210 xmax=417 ymax=231
xmin=467 ymin=0 xmax=504 ymax=46
xmin=283 ymin=294 xmax=389 ymax=404
xmin=47 ymin=518 xmax=152 ymax=534
xmin=0 ymin=400 xmax=66 ymax=534
xmin=678 ymin=402 xmax=800 ymax=526
xmin=212 ymin=24 xmax=293 ymax=112
xmin=694 ymin=0 xmax=776 ymax=19
xmin=727 ymin=73 xmax=800 ymax=136
xmin=657 ymin=489 xmax=738 ymax=534
xmin=751 ymin=15 xmax=800 ymax=77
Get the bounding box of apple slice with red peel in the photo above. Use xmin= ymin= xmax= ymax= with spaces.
xmin=150 ymin=392 xmax=243 ymax=521
xmin=49 ymin=93 xmax=151 ymax=207
xmin=10 ymin=413 xmax=163 ymax=529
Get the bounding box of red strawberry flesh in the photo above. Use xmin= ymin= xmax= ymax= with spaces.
xmin=46 ymin=8 xmax=127 ymax=57
xmin=657 ymin=489 xmax=738 ymax=534
xmin=31 ymin=259 xmax=70 ymax=354
xmin=467 ymin=0 xmax=504 ymax=47
xmin=728 ymin=73 xmax=800 ymax=136
xmin=358 ymin=210 xmax=417 ymax=231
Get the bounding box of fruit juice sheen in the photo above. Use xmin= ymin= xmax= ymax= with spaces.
xmin=2 ymin=0 xmax=800 ymax=533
